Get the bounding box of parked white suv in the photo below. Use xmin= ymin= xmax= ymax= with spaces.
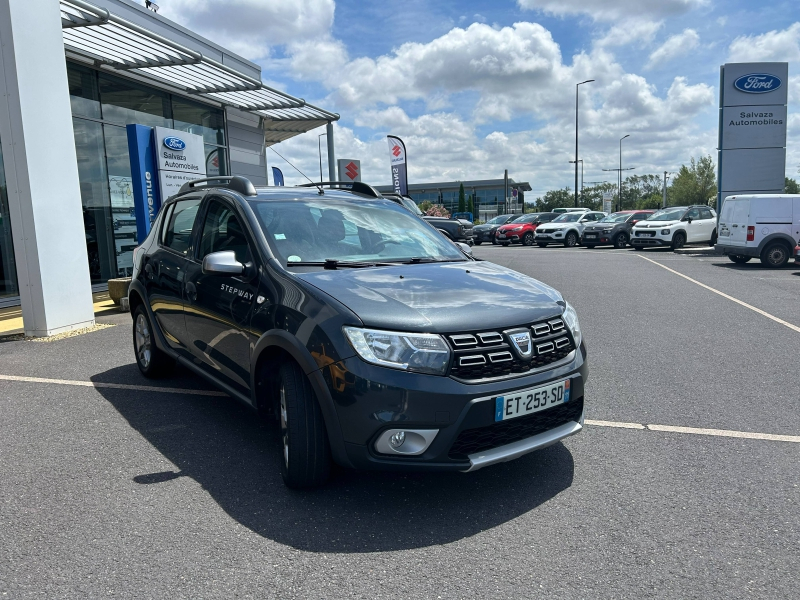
xmin=630 ymin=206 xmax=717 ymax=250
xmin=716 ymin=195 xmax=800 ymax=268
xmin=535 ymin=211 xmax=607 ymax=247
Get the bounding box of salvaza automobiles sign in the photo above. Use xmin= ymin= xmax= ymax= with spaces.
xmin=733 ymin=73 xmax=782 ymax=94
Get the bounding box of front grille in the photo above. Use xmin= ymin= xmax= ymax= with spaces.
xmin=446 ymin=317 xmax=575 ymax=382
xmin=449 ymin=397 xmax=584 ymax=459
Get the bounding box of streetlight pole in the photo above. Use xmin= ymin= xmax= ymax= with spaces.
xmin=662 ymin=171 xmax=674 ymax=208
xmin=575 ymin=79 xmax=594 ymax=207
xmin=569 ymin=159 xmax=584 ymax=203
xmin=318 ymin=132 xmax=327 ymax=182
xmin=618 ymin=134 xmax=630 ymax=211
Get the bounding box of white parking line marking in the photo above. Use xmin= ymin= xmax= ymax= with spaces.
xmin=646 ymin=424 xmax=800 ymax=443
xmin=0 ymin=374 xmax=228 ymax=396
xmin=585 ymin=419 xmax=645 ymax=429
xmin=637 ymin=254 xmax=800 ymax=334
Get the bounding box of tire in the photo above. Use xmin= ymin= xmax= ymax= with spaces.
xmin=501 ymin=243 xmax=509 ymax=247
xmin=585 ymin=245 xmax=596 ymax=249
xmin=537 ymin=243 xmax=548 ymax=248
xmin=613 ymin=233 xmax=628 ymax=249
xmin=728 ymin=255 xmax=752 ymax=264
xmin=132 ymin=304 xmax=173 ymax=378
xmin=760 ymin=242 xmax=790 ymax=268
xmin=671 ymin=232 xmax=686 ymax=250
xmin=709 ymin=229 xmax=718 ymax=246
xmin=474 ymin=241 xmax=482 ymax=246
xmin=564 ymin=231 xmax=578 ymax=247
xmin=491 ymin=238 xmax=498 ymax=245
xmin=278 ymin=361 xmax=331 ymax=489
xmin=522 ymin=232 xmax=534 ymax=246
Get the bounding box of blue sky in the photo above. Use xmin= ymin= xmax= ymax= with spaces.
xmin=159 ymin=0 xmax=800 ymax=197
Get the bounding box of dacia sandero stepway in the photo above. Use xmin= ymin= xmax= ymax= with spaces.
xmin=129 ymin=177 xmax=588 ymax=488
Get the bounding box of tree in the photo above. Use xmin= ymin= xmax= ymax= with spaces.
xmin=458 ymin=183 xmax=466 ymax=213
xmin=785 ymin=177 xmax=799 ymax=194
xmin=419 ymin=200 xmax=433 ymax=213
xmin=467 ymin=194 xmax=474 ymax=217
xmin=533 ymin=188 xmax=573 ymax=212
xmin=668 ymin=155 xmax=716 ymax=206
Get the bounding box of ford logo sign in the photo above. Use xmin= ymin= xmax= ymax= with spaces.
xmin=163 ymin=136 xmax=186 ymax=151
xmin=733 ymin=73 xmax=782 ymax=94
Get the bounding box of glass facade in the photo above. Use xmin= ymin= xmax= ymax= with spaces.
xmin=67 ymin=61 xmax=229 ymax=282
xmin=409 ymin=186 xmax=523 ymax=213
xmin=0 ymin=131 xmax=19 ymax=301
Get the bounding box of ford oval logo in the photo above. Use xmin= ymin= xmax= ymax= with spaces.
xmin=733 ymin=73 xmax=782 ymax=94
xmin=163 ymin=136 xmax=186 ymax=151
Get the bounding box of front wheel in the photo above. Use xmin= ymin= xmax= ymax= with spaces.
xmin=474 ymin=241 xmax=482 ymax=246
xmin=585 ymin=244 xmax=596 ymax=249
xmin=501 ymin=242 xmax=510 ymax=247
xmin=537 ymin=242 xmax=548 ymax=248
xmin=133 ymin=305 xmax=173 ymax=378
xmin=729 ymin=255 xmax=751 ymax=264
xmin=564 ymin=231 xmax=578 ymax=247
xmin=522 ymin=232 xmax=534 ymax=246
xmin=709 ymin=229 xmax=718 ymax=246
xmin=671 ymin=232 xmax=686 ymax=250
xmin=491 ymin=238 xmax=498 ymax=245
xmin=614 ymin=233 xmax=628 ymax=249
xmin=760 ymin=242 xmax=790 ymax=268
xmin=278 ymin=361 xmax=331 ymax=489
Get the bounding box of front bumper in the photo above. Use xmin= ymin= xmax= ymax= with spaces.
xmin=630 ymin=233 xmax=671 ymax=247
xmin=474 ymin=230 xmax=496 ymax=242
xmin=535 ymin=232 xmax=565 ymax=243
xmin=582 ymin=231 xmax=615 ymax=245
xmin=496 ymin=231 xmax=523 ymax=242
xmin=324 ymin=343 xmax=588 ymax=472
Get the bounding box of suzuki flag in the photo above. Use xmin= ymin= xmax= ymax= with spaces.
xmin=387 ymin=135 xmax=408 ymax=195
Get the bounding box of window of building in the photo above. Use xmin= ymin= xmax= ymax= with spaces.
xmin=67 ymin=61 xmax=101 ymax=120
xmin=99 ymin=72 xmax=171 ymax=128
xmin=0 ymin=132 xmax=19 ymax=302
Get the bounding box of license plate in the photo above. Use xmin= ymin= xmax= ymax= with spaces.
xmin=537 ymin=235 xmax=551 ymax=239
xmin=497 ymin=234 xmax=506 ymax=238
xmin=638 ymin=232 xmax=654 ymax=237
xmin=494 ymin=380 xmax=570 ymax=422
xmin=584 ymin=233 xmax=597 ymax=239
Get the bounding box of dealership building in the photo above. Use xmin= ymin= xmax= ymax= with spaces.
xmin=374 ymin=178 xmax=532 ymax=220
xmin=0 ymin=0 xmax=338 ymax=334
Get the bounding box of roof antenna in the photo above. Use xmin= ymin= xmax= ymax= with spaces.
xmin=269 ymin=147 xmax=324 ymax=195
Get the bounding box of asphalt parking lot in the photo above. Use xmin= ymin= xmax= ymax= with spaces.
xmin=1 ymin=245 xmax=798 ymax=599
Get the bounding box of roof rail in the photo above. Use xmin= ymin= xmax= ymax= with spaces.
xmin=296 ymin=181 xmax=382 ymax=198
xmin=178 ymin=176 xmax=257 ymax=196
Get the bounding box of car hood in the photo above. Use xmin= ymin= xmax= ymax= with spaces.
xmin=634 ymin=220 xmax=679 ymax=228
xmin=474 ymin=224 xmax=494 ymax=231
xmin=294 ymin=261 xmax=564 ymax=333
xmin=539 ymin=222 xmax=574 ymax=230
xmin=585 ymin=223 xmax=620 ymax=229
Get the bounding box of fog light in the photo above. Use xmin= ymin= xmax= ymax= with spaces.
xmin=661 ymin=229 xmax=670 ymax=235
xmin=375 ymin=429 xmax=439 ymax=455
xmin=390 ymin=431 xmax=406 ymax=448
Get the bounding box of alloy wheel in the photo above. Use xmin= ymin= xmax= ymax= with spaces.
xmin=134 ymin=313 xmax=151 ymax=368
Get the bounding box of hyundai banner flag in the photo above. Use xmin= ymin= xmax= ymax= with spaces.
xmin=272 ymin=167 xmax=285 ymax=186
xmin=387 ymin=135 xmax=408 ymax=195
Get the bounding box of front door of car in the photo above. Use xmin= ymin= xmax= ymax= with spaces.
xmin=684 ymin=208 xmax=702 ymax=242
xmin=699 ymin=208 xmax=716 ymax=240
xmin=144 ymin=197 xmax=202 ymax=351
xmin=183 ymin=198 xmax=259 ymax=393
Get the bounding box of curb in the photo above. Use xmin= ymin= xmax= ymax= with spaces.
xmin=672 ymin=247 xmax=723 ymax=256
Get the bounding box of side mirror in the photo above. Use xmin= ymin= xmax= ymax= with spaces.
xmin=684 ymin=217 xmax=693 ymax=223
xmin=631 ymin=220 xmax=638 ymax=225
xmin=202 ymin=250 xmax=244 ymax=276
xmin=455 ymin=242 xmax=473 ymax=256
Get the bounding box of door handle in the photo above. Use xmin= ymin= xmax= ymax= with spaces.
xmin=185 ymin=281 xmax=197 ymax=301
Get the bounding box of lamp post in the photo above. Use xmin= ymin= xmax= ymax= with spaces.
xmin=318 ymin=132 xmax=327 ymax=182
xmin=575 ymin=79 xmax=594 ymax=207
xmin=569 ymin=159 xmax=584 ymax=204
xmin=618 ymin=134 xmax=630 ymax=211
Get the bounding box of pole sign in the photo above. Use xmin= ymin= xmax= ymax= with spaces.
xmin=717 ymin=62 xmax=788 ymax=210
xmin=337 ymin=159 xmax=362 ymax=183
xmin=154 ymin=127 xmax=206 ymax=200
xmin=602 ymin=192 xmax=613 ymax=214
xmin=126 ymin=124 xmax=161 ymax=243
xmin=387 ymin=135 xmax=408 ymax=195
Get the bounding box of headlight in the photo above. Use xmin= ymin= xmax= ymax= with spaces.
xmin=661 ymin=229 xmax=670 ymax=235
xmin=343 ymin=327 xmax=451 ymax=375
xmin=562 ymin=302 xmax=582 ymax=348
xmin=512 ymin=226 xmax=523 ymax=231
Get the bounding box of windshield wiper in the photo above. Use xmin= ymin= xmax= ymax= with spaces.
xmin=286 ymin=259 xmax=397 ymax=269
xmin=392 ymin=257 xmax=467 ymax=264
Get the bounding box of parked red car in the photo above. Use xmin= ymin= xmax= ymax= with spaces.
xmin=495 ymin=212 xmax=558 ymax=246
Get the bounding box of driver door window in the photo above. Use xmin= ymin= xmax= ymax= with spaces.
xmin=198 ymin=201 xmax=252 ymax=264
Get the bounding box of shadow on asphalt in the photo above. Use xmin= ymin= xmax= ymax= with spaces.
xmin=91 ymin=365 xmax=575 ymax=553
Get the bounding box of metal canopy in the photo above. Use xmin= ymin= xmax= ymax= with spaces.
xmin=59 ymin=0 xmax=339 ymax=130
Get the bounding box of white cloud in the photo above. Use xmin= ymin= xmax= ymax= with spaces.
xmin=595 ymin=20 xmax=662 ymax=48
xmin=646 ymin=29 xmax=700 ymax=69
xmin=157 ymin=0 xmax=334 ymax=59
xmin=516 ymin=0 xmax=707 ymax=22
xmin=728 ymin=22 xmax=800 ymax=63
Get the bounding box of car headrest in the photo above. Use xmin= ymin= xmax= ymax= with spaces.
xmin=318 ymin=209 xmax=346 ymax=243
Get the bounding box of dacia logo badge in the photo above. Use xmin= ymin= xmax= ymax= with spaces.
xmin=509 ymin=331 xmax=532 ymax=358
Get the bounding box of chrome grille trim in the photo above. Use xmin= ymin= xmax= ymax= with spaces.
xmin=488 ymin=351 xmax=513 ymax=363
xmin=548 ymin=319 xmax=565 ymax=331
xmin=450 ymin=334 xmax=478 ymax=347
xmin=532 ymin=324 xmax=550 ymax=336
xmin=459 ymin=355 xmax=486 ymax=366
xmin=477 ymin=332 xmax=504 ymax=345
xmin=536 ymin=342 xmax=555 ymax=354
xmin=555 ymin=337 xmax=570 ymax=349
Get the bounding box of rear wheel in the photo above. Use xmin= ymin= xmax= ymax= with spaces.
xmin=564 ymin=231 xmax=579 ymax=247
xmin=132 ymin=305 xmax=173 ymax=378
xmin=728 ymin=255 xmax=751 ymax=264
xmin=278 ymin=361 xmax=331 ymax=489
xmin=585 ymin=244 xmax=596 ymax=249
xmin=760 ymin=242 xmax=790 ymax=268
xmin=709 ymin=229 xmax=718 ymax=246
xmin=474 ymin=241 xmax=482 ymax=246
xmin=522 ymin=232 xmax=534 ymax=246
xmin=537 ymin=242 xmax=548 ymax=248
xmin=671 ymin=232 xmax=686 ymax=250
xmin=614 ymin=233 xmax=628 ymax=249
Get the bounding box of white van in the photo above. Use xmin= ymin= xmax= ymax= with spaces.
xmin=716 ymin=195 xmax=800 ymax=267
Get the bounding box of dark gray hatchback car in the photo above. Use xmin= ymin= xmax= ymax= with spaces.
xmin=129 ymin=177 xmax=588 ymax=488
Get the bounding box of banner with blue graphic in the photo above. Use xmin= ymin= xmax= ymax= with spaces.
xmin=126 ymin=124 xmax=161 ymax=243
xmin=387 ymin=135 xmax=408 ymax=196
xmin=272 ymin=167 xmax=284 ymax=186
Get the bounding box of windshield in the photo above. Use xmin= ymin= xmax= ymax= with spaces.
xmin=598 ymin=213 xmax=632 ymax=223
xmin=248 ymin=197 xmax=466 ymax=265
xmin=510 ymin=214 xmax=538 ymax=223
xmin=487 ymin=215 xmax=509 ymax=225
xmin=647 ymin=208 xmax=685 ymax=221
xmin=399 ymin=196 xmax=423 ymax=215
xmin=551 ymin=213 xmax=582 ymax=223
